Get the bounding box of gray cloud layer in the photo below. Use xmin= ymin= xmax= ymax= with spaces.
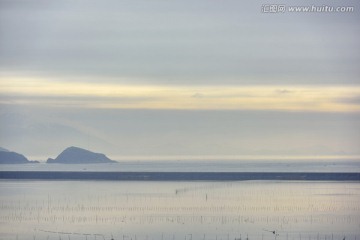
xmin=1 ymin=0 xmax=359 ymax=84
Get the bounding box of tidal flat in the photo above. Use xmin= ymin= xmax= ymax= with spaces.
xmin=0 ymin=180 xmax=359 ymax=240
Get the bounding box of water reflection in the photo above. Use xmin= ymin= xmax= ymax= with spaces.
xmin=0 ymin=181 xmax=359 ymax=239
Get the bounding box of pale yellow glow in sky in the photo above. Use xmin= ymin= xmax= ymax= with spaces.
xmin=1 ymin=78 xmax=360 ymax=112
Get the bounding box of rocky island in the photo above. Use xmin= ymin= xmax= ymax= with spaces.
xmin=0 ymin=147 xmax=39 ymax=164
xmin=47 ymin=146 xmax=116 ymax=164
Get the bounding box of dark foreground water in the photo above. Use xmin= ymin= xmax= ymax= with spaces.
xmin=0 ymin=180 xmax=359 ymax=240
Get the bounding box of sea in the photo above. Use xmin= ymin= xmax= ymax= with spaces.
xmin=0 ymin=159 xmax=359 ymax=240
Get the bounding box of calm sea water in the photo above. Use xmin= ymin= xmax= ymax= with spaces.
xmin=1 ymin=159 xmax=360 ymax=172
xmin=1 ymin=160 xmax=359 ymax=239
xmin=0 ymin=180 xmax=359 ymax=240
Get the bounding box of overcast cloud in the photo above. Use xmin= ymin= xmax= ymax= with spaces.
xmin=0 ymin=0 xmax=359 ymax=159
xmin=1 ymin=0 xmax=359 ymax=84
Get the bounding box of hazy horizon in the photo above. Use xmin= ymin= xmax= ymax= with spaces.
xmin=1 ymin=0 xmax=359 ymax=160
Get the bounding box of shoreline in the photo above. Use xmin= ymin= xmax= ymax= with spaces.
xmin=0 ymin=171 xmax=359 ymax=181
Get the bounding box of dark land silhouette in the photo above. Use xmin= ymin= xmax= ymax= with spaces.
xmin=0 ymin=148 xmax=38 ymax=164
xmin=47 ymin=146 xmax=116 ymax=164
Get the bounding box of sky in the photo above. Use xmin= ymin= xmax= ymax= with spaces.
xmin=0 ymin=0 xmax=359 ymax=160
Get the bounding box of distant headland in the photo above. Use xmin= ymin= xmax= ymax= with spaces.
xmin=0 ymin=146 xmax=116 ymax=164
xmin=47 ymin=146 xmax=116 ymax=164
xmin=0 ymin=147 xmax=39 ymax=164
